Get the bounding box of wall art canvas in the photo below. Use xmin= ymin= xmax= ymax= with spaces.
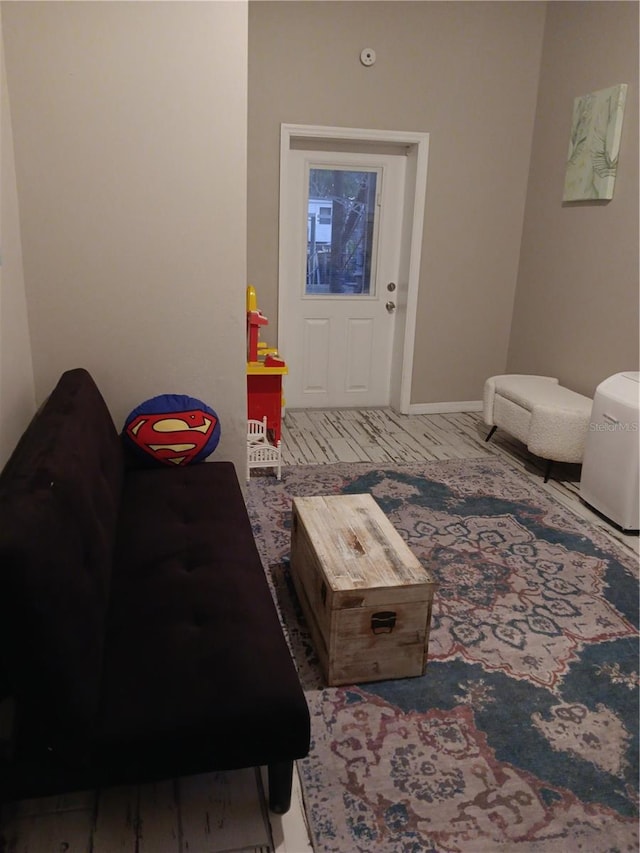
xmin=563 ymin=83 xmax=628 ymax=201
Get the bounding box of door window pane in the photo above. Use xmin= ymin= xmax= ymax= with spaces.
xmin=306 ymin=167 xmax=378 ymax=296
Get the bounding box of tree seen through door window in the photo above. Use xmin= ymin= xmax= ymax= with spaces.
xmin=306 ymin=168 xmax=378 ymax=295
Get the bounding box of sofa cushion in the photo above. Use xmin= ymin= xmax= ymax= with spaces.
xmin=97 ymin=461 xmax=309 ymax=782
xmin=0 ymin=369 xmax=123 ymax=755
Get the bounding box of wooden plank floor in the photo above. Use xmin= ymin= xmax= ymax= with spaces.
xmin=282 ymin=408 xmax=639 ymax=559
xmin=1 ymin=408 xmax=636 ymax=853
xmin=0 ymin=769 xmax=280 ymax=853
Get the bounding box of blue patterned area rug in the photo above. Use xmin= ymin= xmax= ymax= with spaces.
xmin=246 ymin=460 xmax=639 ymax=853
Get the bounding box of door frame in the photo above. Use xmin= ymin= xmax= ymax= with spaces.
xmin=278 ymin=123 xmax=429 ymax=414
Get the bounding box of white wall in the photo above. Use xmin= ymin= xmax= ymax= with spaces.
xmin=3 ymin=1 xmax=248 ymax=473
xmin=508 ymin=1 xmax=639 ymax=394
xmin=248 ymin=1 xmax=546 ymax=406
xmin=0 ymin=5 xmax=35 ymax=469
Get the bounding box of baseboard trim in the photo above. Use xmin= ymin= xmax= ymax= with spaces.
xmin=408 ymin=400 xmax=483 ymax=415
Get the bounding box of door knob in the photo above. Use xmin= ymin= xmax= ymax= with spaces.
xmin=386 ymin=301 xmax=396 ymax=313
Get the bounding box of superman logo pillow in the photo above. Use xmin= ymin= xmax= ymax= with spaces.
xmin=123 ymin=394 xmax=220 ymax=466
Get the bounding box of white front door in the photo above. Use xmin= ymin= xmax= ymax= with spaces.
xmin=279 ymin=148 xmax=406 ymax=409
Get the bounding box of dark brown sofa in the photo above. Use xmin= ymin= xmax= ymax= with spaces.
xmin=0 ymin=368 xmax=309 ymax=813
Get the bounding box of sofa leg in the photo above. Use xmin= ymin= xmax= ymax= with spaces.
xmin=485 ymin=425 xmax=497 ymax=442
xmin=268 ymin=760 xmax=294 ymax=814
xmin=543 ymin=460 xmax=553 ymax=483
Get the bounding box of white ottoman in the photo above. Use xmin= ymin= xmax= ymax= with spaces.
xmin=483 ymin=374 xmax=593 ymax=481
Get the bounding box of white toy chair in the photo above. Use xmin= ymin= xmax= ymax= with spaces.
xmin=247 ymin=417 xmax=282 ymax=482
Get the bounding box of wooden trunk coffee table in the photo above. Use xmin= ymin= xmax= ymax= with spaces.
xmin=290 ymin=494 xmax=437 ymax=686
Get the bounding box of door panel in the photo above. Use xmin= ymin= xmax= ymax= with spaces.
xmin=346 ymin=318 xmax=374 ymax=392
xmin=302 ymin=318 xmax=330 ymax=395
xmin=281 ymin=149 xmax=406 ymax=409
